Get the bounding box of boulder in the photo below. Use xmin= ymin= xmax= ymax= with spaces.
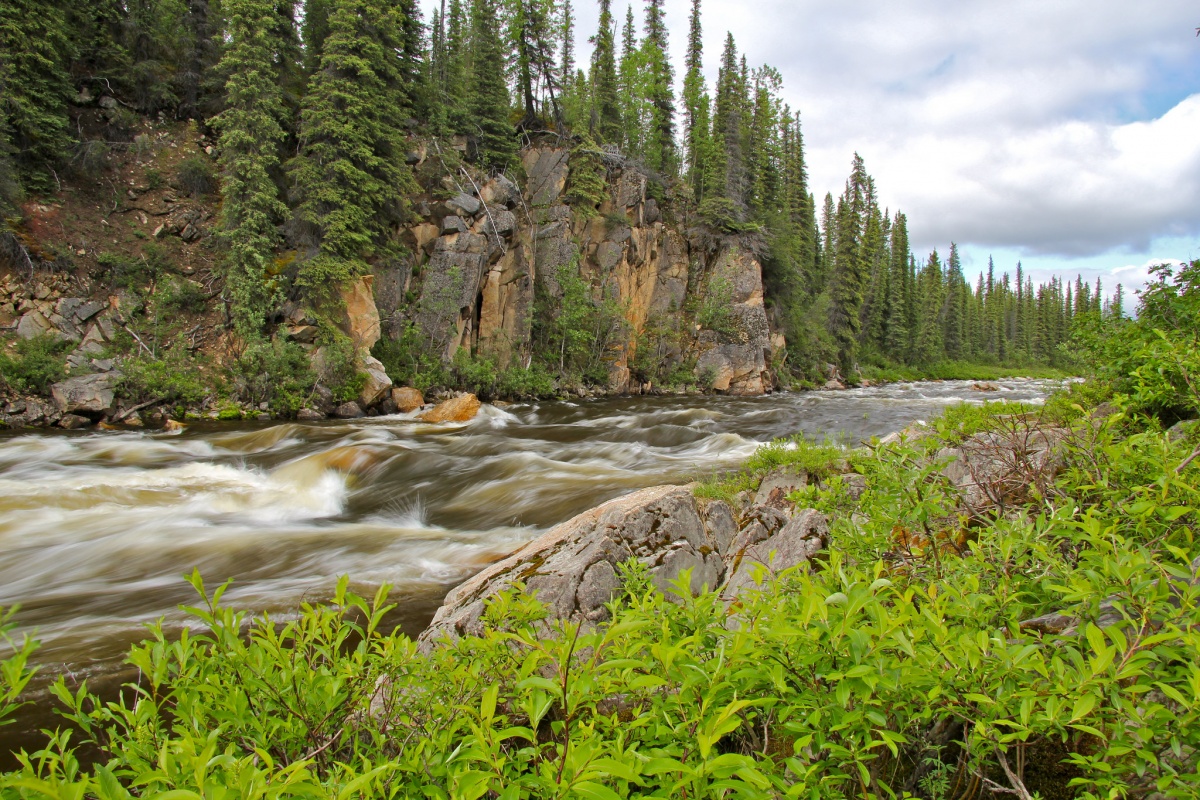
xmin=418 ymin=485 xmax=732 ymax=648
xmin=297 ymin=408 xmax=325 ymax=421
xmin=444 ymin=192 xmax=482 ymax=218
xmin=722 ymin=509 xmax=829 ymax=601
xmin=440 ymin=215 xmax=469 ymax=235
xmin=357 ymin=354 xmax=393 ymax=408
xmin=59 ymin=413 xmax=92 ymax=430
xmin=940 ymin=427 xmax=1063 ymax=512
xmin=332 ymin=401 xmax=365 ymax=419
xmin=50 ymin=372 xmax=121 ymax=415
xmin=16 ymin=311 xmax=57 ymax=340
xmin=392 ymin=386 xmax=425 ymax=413
xmin=479 ymin=175 xmax=520 ymax=207
xmin=417 ymin=392 xmax=481 ymax=423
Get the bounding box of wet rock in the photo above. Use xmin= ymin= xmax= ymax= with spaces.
xmin=297 ymin=408 xmax=325 ymax=421
xmin=392 ymin=386 xmax=424 ymax=413
xmin=418 ymin=485 xmax=731 ymax=648
xmin=163 ymin=419 xmax=186 ymax=433
xmin=58 ymin=413 xmax=92 ymax=430
xmin=417 ymin=392 xmax=481 ymax=423
xmin=823 ymin=379 xmax=847 ymax=390
xmin=971 ymin=382 xmax=999 ymax=392
xmin=50 ymin=372 xmax=121 ymax=415
xmin=333 ymin=401 xmax=365 ymax=419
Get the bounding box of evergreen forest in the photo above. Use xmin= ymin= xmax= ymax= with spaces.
xmin=0 ymin=0 xmax=1120 ymax=392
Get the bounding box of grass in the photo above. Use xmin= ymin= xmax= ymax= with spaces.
xmin=694 ymin=435 xmax=848 ymax=504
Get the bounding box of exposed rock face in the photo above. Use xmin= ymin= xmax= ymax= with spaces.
xmin=373 ymin=144 xmax=785 ymax=395
xmin=50 ymin=372 xmax=121 ymax=415
xmin=340 ymin=276 xmax=381 ymax=352
xmin=694 ymin=246 xmax=773 ymax=395
xmin=417 ymin=392 xmax=481 ymax=423
xmin=418 ymin=484 xmax=829 ymax=649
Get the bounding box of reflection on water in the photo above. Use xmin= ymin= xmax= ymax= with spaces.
xmin=0 ymin=379 xmax=1057 ymax=755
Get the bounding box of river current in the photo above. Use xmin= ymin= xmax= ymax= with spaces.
xmin=0 ymin=378 xmax=1057 ymax=757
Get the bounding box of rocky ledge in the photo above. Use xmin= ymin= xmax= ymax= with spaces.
xmin=418 ymin=482 xmax=830 ymax=650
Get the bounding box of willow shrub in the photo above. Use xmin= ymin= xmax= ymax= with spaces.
xmin=2 ymin=404 xmax=1200 ymax=798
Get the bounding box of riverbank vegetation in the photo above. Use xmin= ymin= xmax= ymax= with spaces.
xmin=1 ymin=261 xmax=1196 ymax=796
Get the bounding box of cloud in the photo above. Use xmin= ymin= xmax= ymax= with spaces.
xmin=422 ymin=0 xmax=1200 ymax=264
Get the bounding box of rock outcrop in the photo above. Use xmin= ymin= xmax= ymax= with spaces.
xmin=418 ymin=484 xmax=828 ymax=649
xmin=417 ymin=392 xmax=481 ymax=423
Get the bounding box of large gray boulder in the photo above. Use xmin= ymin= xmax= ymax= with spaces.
xmin=940 ymin=426 xmax=1063 ymax=512
xmin=418 ymin=485 xmax=734 ymax=648
xmin=50 ymin=372 xmax=121 ymax=415
xmin=418 ymin=484 xmax=830 ymax=650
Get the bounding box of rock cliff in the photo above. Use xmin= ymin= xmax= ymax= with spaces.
xmin=378 ymin=143 xmax=781 ymax=396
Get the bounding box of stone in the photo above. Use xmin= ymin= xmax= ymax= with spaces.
xmin=357 ymin=354 xmax=393 ymax=408
xmin=392 ymin=386 xmax=425 ymax=413
xmin=753 ymin=466 xmax=808 ymax=508
xmin=73 ymin=300 xmax=105 ymax=322
xmin=58 ymin=414 xmax=92 ymax=430
xmin=445 ymin=192 xmax=482 ymax=218
xmin=332 ymin=401 xmax=365 ymax=419
xmin=297 ymin=408 xmax=325 ymax=421
xmin=940 ymin=427 xmax=1064 ymax=512
xmin=50 ymin=372 xmax=121 ymax=415
xmin=480 ymin=207 xmax=516 ymax=236
xmin=723 ymin=509 xmax=829 ymax=601
xmin=417 ymin=393 xmax=481 ymax=423
xmin=440 ymin=215 xmax=468 ymax=235
xmin=478 ymin=175 xmax=520 ymax=207
xmin=522 ymin=147 xmax=569 ymax=206
xmin=163 ymin=419 xmax=186 ymax=433
xmin=823 ymin=379 xmax=847 ymax=390
xmin=16 ymin=311 xmax=57 ymax=340
xmin=339 ymin=275 xmax=381 ymax=352
xmin=418 ymin=485 xmax=732 ymax=648
xmin=285 ymin=324 xmax=319 ymax=343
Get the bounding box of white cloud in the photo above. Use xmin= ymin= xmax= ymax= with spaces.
xmin=422 ymin=0 xmax=1200 ymax=266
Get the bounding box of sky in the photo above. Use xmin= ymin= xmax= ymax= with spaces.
xmin=425 ymin=0 xmax=1200 ymax=298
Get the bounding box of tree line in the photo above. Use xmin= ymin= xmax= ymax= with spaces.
xmin=0 ymin=0 xmax=1118 ymax=377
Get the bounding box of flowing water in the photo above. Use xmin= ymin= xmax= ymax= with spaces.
xmin=0 ymin=379 xmax=1057 ymax=758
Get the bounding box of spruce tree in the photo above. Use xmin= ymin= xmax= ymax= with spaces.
xmin=0 ymin=0 xmax=74 ymax=192
xmin=884 ymin=212 xmax=909 ymax=359
xmin=942 ymin=242 xmax=965 ymax=359
xmin=915 ymin=250 xmax=945 ymax=364
xmin=468 ymin=0 xmax=516 ymax=167
xmin=827 ymin=155 xmax=871 ymax=373
xmin=589 ymin=0 xmax=621 ymax=143
xmin=682 ymin=0 xmax=706 ymax=197
xmin=640 ymin=0 xmax=676 ymax=175
xmin=290 ymin=0 xmax=414 ymax=293
xmin=212 ymin=0 xmax=292 ymax=339
xmin=713 ymin=33 xmax=747 ymax=215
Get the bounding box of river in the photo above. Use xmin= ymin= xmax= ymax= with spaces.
xmin=0 ymin=378 xmax=1057 ymax=759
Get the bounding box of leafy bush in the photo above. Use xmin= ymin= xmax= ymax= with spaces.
xmin=175 ymin=155 xmax=217 ymax=197
xmin=0 ymin=335 xmax=71 ymax=394
xmin=232 ymin=338 xmax=314 ymax=415
xmin=155 ymin=276 xmax=206 ymax=314
xmin=372 ymin=324 xmax=450 ymax=393
xmin=695 ymin=273 xmax=740 ymax=339
xmin=119 ymin=347 xmax=210 ymax=405
xmin=497 ymin=362 xmax=556 ymax=398
xmin=96 ymin=250 xmax=159 ymax=290
xmin=532 ymin=264 xmax=629 ymax=386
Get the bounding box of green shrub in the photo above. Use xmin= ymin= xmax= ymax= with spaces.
xmin=96 ymin=250 xmax=159 ymax=290
xmin=120 ymin=348 xmax=210 ymax=405
xmin=175 ymin=155 xmax=217 ymax=197
xmin=0 ymin=335 xmax=71 ymax=394
xmin=450 ymin=347 xmax=498 ymax=398
xmin=372 ymin=324 xmax=450 ymax=394
xmin=496 ymin=362 xmax=556 ymax=398
xmin=531 ymin=264 xmax=629 ymax=386
xmin=155 ymin=276 xmax=206 ymax=314
xmin=232 ymin=338 xmax=314 ymax=415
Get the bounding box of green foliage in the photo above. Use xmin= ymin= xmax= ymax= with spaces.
xmin=695 ymin=272 xmax=739 ymax=338
xmin=561 ymin=137 xmax=608 ymax=215
xmin=532 ymin=264 xmax=629 ymax=386
xmin=119 ymin=347 xmax=210 ymax=405
xmin=174 ymin=155 xmax=218 ymax=197
xmin=0 ymin=335 xmax=71 ymax=394
xmin=1071 ymin=258 xmax=1200 ymax=422
xmin=629 ymin=313 xmax=694 ymax=390
xmin=371 ymin=323 xmax=451 ymax=394
xmin=230 ymin=337 xmax=314 ymax=415
xmin=466 ymin=0 xmax=515 ymax=169
xmin=695 ymin=434 xmax=847 ymax=503
xmin=96 ymin=250 xmax=160 ymax=290
xmin=155 ymin=275 xmax=206 ymax=314
xmin=314 ymin=332 xmax=365 ymax=403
